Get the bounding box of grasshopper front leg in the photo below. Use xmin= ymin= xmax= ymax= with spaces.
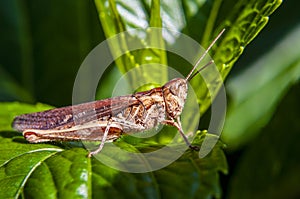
xmin=162 ymin=117 xmax=200 ymax=151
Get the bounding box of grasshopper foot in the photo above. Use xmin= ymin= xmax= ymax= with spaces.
xmin=189 ymin=145 xmax=200 ymax=151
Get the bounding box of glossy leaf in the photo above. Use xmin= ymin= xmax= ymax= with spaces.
xmin=190 ymin=0 xmax=283 ymax=114
xmin=0 ymin=102 xmax=227 ymax=198
xmin=94 ymin=0 xmax=168 ymax=85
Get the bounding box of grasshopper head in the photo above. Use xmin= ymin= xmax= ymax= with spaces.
xmin=163 ymin=78 xmax=188 ymax=118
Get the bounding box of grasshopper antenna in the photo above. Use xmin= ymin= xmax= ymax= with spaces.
xmin=185 ymin=28 xmax=225 ymax=81
xmin=188 ymin=60 xmax=214 ymax=81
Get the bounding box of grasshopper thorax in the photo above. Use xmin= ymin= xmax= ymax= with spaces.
xmin=162 ymin=78 xmax=188 ymax=119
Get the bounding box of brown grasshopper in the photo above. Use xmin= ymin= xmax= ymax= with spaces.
xmin=12 ymin=29 xmax=224 ymax=157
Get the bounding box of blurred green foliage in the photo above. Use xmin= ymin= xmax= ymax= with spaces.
xmin=0 ymin=0 xmax=103 ymax=106
xmin=1 ymin=0 xmax=299 ymax=198
xmin=222 ymin=0 xmax=300 ymax=198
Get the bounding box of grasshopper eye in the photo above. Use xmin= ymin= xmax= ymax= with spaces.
xmin=169 ymin=85 xmax=177 ymax=96
xmin=164 ymin=78 xmax=186 ymax=97
xmin=171 ymin=79 xmax=187 ymax=99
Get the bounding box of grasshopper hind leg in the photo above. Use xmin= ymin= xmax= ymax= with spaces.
xmin=88 ymin=119 xmax=113 ymax=157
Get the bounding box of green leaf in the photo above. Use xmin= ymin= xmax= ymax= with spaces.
xmin=23 ymin=148 xmax=91 ymax=199
xmin=0 ymin=131 xmax=63 ymax=199
xmin=94 ymin=0 xmax=168 ymax=86
xmin=1 ymin=99 xmax=225 ymax=198
xmin=94 ymin=0 xmax=283 ymax=114
xmin=222 ymin=24 xmax=300 ymax=149
xmin=189 ymin=0 xmax=283 ymax=114
xmin=0 ymin=114 xmax=227 ymax=199
xmin=227 ymin=83 xmax=300 ymax=199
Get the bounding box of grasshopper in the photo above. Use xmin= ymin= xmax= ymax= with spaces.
xmin=12 ymin=29 xmax=224 ymax=157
